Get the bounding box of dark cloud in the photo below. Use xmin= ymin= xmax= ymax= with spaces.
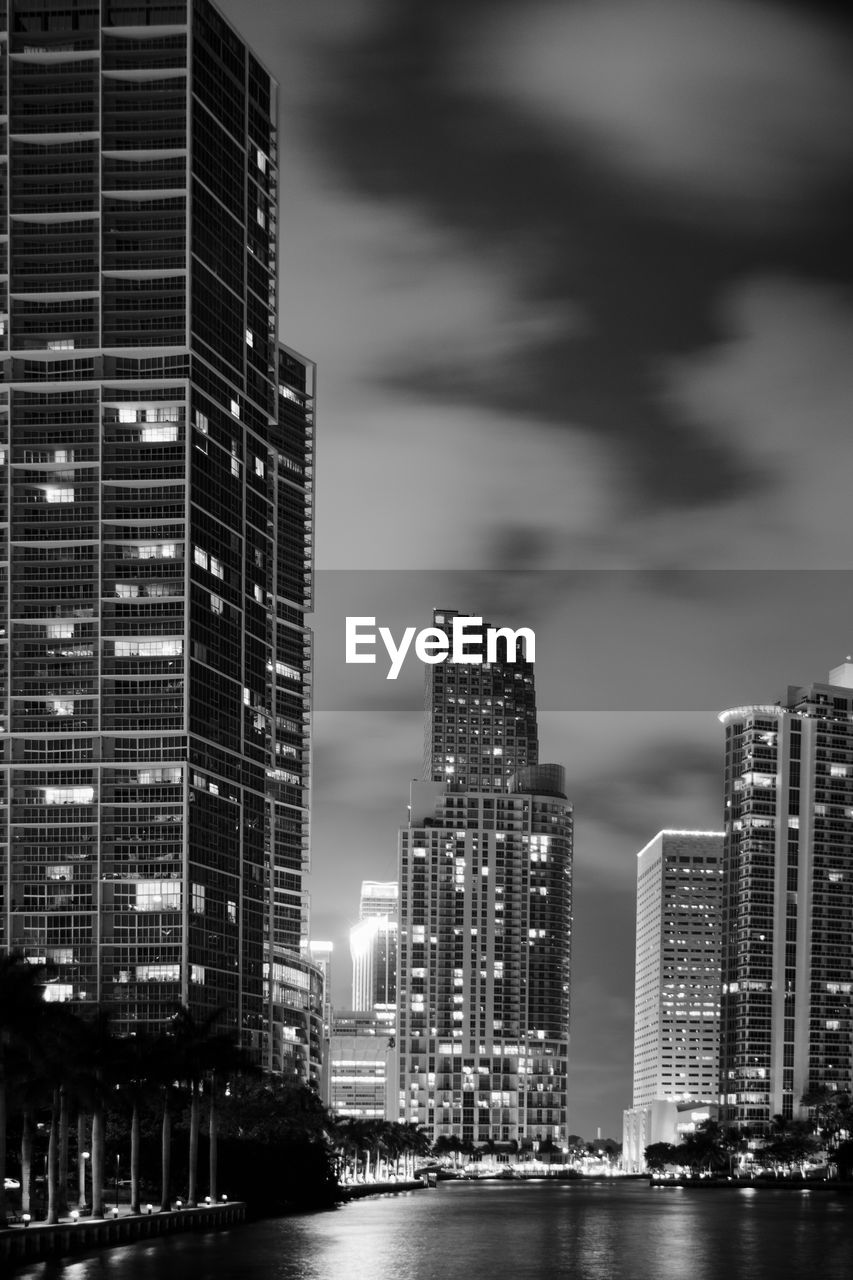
xmin=305 ymin=0 xmax=853 ymax=514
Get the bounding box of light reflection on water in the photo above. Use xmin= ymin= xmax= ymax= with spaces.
xmin=10 ymin=1183 xmax=853 ymax=1280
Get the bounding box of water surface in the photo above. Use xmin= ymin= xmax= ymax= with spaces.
xmin=12 ymin=1180 xmax=853 ymax=1280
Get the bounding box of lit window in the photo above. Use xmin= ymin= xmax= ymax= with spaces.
xmin=194 ymin=546 xmax=208 ymax=569
xmin=245 ymin=329 xmax=254 ymax=348
xmin=135 ymin=881 xmax=181 ymax=911
xmin=254 ymin=456 xmax=265 ymax=478
xmin=190 ymin=965 xmax=205 ymax=984
xmin=113 ymin=638 xmax=183 ymax=657
xmin=140 ymin=424 xmax=178 ymax=443
xmin=210 ymin=593 xmax=224 ymax=615
xmin=43 ymin=786 xmax=94 ymax=805
xmin=45 ymin=623 xmax=74 ymax=639
xmin=194 ymin=410 xmax=208 ymax=433
xmin=43 ymin=487 xmax=74 ymax=503
xmin=256 ymin=148 xmax=267 ymax=173
xmin=227 ymin=900 xmax=237 ymax=924
xmin=136 ymin=964 xmax=180 ymax=983
xmin=51 ymin=700 xmax=75 ymax=716
xmin=114 ymin=583 xmax=139 ymax=598
xmin=230 ymin=399 xmax=240 ymax=419
xmin=47 ymin=339 xmax=75 ymax=351
xmin=253 ymin=584 xmax=263 ymax=603
xmin=192 ymin=884 xmax=205 ymax=914
xmin=210 ymin=556 xmax=224 ymax=579
xmin=231 ymin=456 xmax=240 ymax=477
xmin=44 ymin=983 xmax=74 ymax=1002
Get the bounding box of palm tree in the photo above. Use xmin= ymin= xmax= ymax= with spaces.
xmin=112 ymin=1030 xmax=157 ymax=1214
xmin=165 ymin=1005 xmax=247 ymax=1207
xmin=0 ymin=954 xmax=47 ymax=1228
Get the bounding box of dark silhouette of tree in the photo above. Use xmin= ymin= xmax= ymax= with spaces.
xmin=0 ymin=953 xmax=47 ymax=1228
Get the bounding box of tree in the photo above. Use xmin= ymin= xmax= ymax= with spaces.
xmin=644 ymin=1142 xmax=678 ymax=1172
xmin=0 ymin=955 xmax=47 ymax=1228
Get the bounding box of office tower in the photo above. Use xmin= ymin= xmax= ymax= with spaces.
xmin=424 ymin=609 xmax=537 ymax=791
xmin=359 ymin=879 xmax=398 ymax=920
xmin=622 ymin=830 xmax=723 ymax=1172
xmin=328 ymin=1007 xmax=397 ymax=1120
xmin=0 ymin=0 xmax=319 ymax=1074
xmin=398 ymin=764 xmax=572 ymax=1146
xmin=350 ymin=880 xmax=398 ymax=1012
xmin=719 ymin=663 xmax=853 ymax=1129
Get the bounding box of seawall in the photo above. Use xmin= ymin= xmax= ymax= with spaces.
xmin=0 ymin=1201 xmax=246 ymax=1268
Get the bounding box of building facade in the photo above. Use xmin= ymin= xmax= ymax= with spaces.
xmin=719 ymin=664 xmax=853 ymax=1128
xmin=350 ymin=879 xmax=397 ymax=1012
xmin=0 ymin=0 xmax=319 ymax=1074
xmin=623 ymin=829 xmax=723 ymax=1171
xmin=423 ymin=608 xmax=538 ymax=792
xmin=328 ymin=1008 xmax=397 ymax=1120
xmin=397 ymin=766 xmax=572 ymax=1146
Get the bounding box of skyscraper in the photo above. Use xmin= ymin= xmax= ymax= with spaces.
xmin=0 ymin=0 xmax=319 ymax=1077
xmin=719 ymin=664 xmax=853 ymax=1128
xmin=399 ymin=616 xmax=571 ymax=1146
xmin=622 ymin=830 xmax=723 ymax=1171
xmin=350 ymin=880 xmax=397 ymax=1012
xmin=424 ymin=608 xmax=537 ymax=792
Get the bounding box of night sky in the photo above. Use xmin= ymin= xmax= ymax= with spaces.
xmin=218 ymin=0 xmax=853 ymax=1138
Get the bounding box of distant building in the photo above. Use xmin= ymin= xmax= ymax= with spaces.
xmin=398 ymin=765 xmax=572 ymax=1146
xmin=350 ymin=880 xmax=398 ymax=1012
xmin=328 ymin=1008 xmax=397 ymax=1120
xmin=719 ymin=664 xmax=853 ymax=1128
xmin=424 ymin=608 xmax=538 ymax=792
xmin=623 ymin=830 xmax=723 ymax=1173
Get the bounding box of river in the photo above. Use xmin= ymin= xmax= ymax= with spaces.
xmin=10 ymin=1180 xmax=853 ymax=1280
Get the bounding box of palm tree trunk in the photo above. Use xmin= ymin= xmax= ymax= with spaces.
xmin=0 ymin=1059 xmax=8 ymax=1230
xmin=187 ymin=1081 xmax=200 ymax=1207
xmin=77 ymin=1113 xmax=88 ymax=1210
xmin=130 ymin=1100 xmax=141 ymax=1215
xmin=91 ymin=1100 xmax=105 ymax=1218
xmin=58 ymin=1086 xmax=70 ymax=1216
xmin=160 ymin=1091 xmax=172 ymax=1212
xmin=21 ymin=1109 xmax=34 ymax=1214
xmin=47 ymin=1088 xmax=60 ymax=1224
xmin=208 ymin=1082 xmax=218 ymax=1202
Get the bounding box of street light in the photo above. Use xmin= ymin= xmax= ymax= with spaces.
xmin=114 ymin=1154 xmax=120 ymax=1212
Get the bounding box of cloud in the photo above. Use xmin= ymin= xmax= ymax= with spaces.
xmin=658 ymin=276 xmax=853 ymax=566
xmin=480 ymin=0 xmax=853 ymax=227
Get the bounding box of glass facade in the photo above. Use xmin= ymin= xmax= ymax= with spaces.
xmin=719 ymin=670 xmax=853 ymax=1127
xmin=398 ymin=770 xmax=572 ymax=1146
xmin=0 ymin=0 xmax=319 ymax=1076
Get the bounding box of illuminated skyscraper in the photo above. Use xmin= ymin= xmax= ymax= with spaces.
xmin=424 ymin=609 xmax=537 ymax=791
xmin=0 ymin=0 xmax=319 ymax=1079
xmin=719 ymin=664 xmax=853 ymax=1128
xmin=398 ymin=763 xmax=572 ymax=1147
xmin=622 ymin=830 xmax=723 ymax=1171
xmin=350 ymin=880 xmax=397 ymax=1012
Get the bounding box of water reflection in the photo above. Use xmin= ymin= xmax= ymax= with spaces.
xmin=10 ymin=1183 xmax=853 ymax=1280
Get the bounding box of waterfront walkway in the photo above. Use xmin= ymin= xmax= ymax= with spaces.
xmin=0 ymin=1200 xmax=246 ymax=1267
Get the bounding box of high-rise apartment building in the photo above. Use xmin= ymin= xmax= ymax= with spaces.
xmin=398 ymin=764 xmax=572 ymax=1146
xmin=719 ymin=664 xmax=853 ymax=1128
xmin=424 ymin=609 xmax=537 ymax=792
xmin=350 ymin=879 xmax=397 ymax=1012
xmin=0 ymin=0 xmax=319 ymax=1077
xmin=622 ymin=830 xmax=723 ymax=1171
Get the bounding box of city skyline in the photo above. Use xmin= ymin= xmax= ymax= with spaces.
xmin=0 ymin=0 xmax=847 ymax=1149
xmin=209 ymin=0 xmax=853 ymax=1138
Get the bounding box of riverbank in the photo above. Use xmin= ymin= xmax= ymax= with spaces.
xmin=0 ymin=1201 xmax=246 ymax=1268
xmin=650 ymin=1176 xmax=852 ymax=1192
xmin=341 ymin=1179 xmax=425 ymax=1200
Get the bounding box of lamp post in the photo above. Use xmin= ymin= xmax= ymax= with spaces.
xmin=114 ymin=1154 xmax=120 ymax=1212
xmin=79 ymin=1149 xmax=90 ymax=1212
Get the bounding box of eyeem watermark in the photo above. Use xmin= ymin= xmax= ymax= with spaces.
xmin=345 ymin=616 xmax=536 ymax=680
